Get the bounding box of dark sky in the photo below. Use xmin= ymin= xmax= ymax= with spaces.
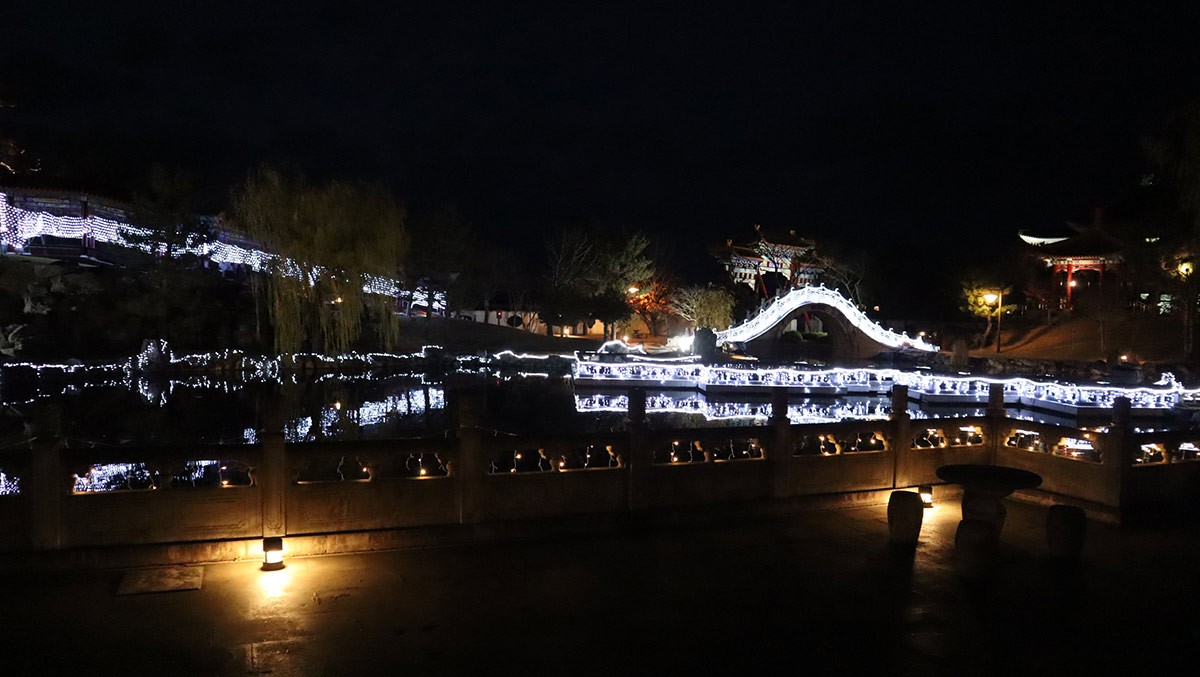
xmin=4 ymin=2 xmax=1200 ymax=315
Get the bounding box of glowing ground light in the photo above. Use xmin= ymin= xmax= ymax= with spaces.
xmin=262 ymin=536 xmax=285 ymax=571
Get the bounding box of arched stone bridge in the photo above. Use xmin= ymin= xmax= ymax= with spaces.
xmin=716 ymin=286 xmax=938 ymax=358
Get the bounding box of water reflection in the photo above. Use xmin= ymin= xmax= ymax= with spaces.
xmin=0 ymin=369 xmax=1184 ymax=447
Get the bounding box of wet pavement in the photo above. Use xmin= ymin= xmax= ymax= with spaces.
xmin=4 ymin=497 xmax=1200 ymax=675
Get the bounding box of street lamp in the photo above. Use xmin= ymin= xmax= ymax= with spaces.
xmin=982 ymin=290 xmax=1003 ymax=354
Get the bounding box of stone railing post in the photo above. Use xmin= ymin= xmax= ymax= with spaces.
xmin=626 ymin=388 xmax=649 ymax=512
xmin=986 ymin=382 xmax=1007 ymax=465
xmin=1106 ymin=396 xmax=1133 ymax=517
xmin=260 ymin=398 xmax=287 ymax=538
xmin=29 ymin=412 xmax=65 ymax=551
xmin=768 ymin=388 xmax=791 ymax=498
xmin=454 ymin=388 xmax=484 ymax=524
xmin=890 ymin=384 xmax=912 ymax=488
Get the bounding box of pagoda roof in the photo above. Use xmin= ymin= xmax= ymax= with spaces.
xmin=709 ymin=227 xmax=815 ymax=259
xmin=1030 ymin=226 xmax=1124 ymax=259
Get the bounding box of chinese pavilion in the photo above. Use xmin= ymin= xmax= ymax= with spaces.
xmin=709 ymin=226 xmax=822 ymax=295
xmin=1020 ymin=219 xmax=1124 ymax=307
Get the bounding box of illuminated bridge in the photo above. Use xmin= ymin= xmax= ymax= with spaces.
xmin=715 ymin=285 xmax=938 ymax=357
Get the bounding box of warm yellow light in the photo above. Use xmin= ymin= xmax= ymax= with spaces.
xmin=1068 ymin=280 xmax=1077 ymax=287
xmin=419 ymin=467 xmax=428 ymax=476
xmin=262 ymin=537 xmax=285 ymax=571
xmin=628 ymin=286 xmax=639 ymax=294
xmin=258 ymin=565 xmax=291 ymax=597
xmin=333 ymin=401 xmax=342 ymax=411
xmin=918 ymin=485 xmax=933 ymax=508
xmin=982 ymin=293 xmax=999 ymax=305
xmin=1180 ymin=262 xmax=1194 ymax=277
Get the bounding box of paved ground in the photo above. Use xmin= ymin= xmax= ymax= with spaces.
xmin=4 ymin=497 xmax=1200 ymax=675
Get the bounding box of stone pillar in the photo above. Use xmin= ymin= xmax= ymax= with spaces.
xmin=626 ymin=388 xmax=649 ymax=512
xmin=985 ymin=382 xmax=1007 ymax=465
xmin=29 ymin=415 xmax=65 ymax=551
xmin=1107 ymin=396 xmax=1133 ymax=516
xmin=890 ymin=385 xmax=912 ymax=488
xmin=260 ymin=399 xmax=288 ymax=538
xmin=768 ymin=388 xmax=791 ymax=498
xmin=454 ymin=388 xmax=484 ymax=524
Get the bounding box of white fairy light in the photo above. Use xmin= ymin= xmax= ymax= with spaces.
xmin=0 ymin=470 xmax=20 ymax=496
xmin=715 ymin=286 xmax=939 ymax=352
xmin=0 ymin=190 xmax=439 ymax=303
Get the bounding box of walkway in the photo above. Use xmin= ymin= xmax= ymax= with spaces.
xmin=5 ymin=498 xmax=1198 ymax=675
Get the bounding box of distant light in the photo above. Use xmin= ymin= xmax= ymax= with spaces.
xmin=628 ymin=286 xmax=639 ymax=294
xmin=1179 ymin=262 xmax=1194 ymax=277
xmin=1068 ymin=280 xmax=1077 ymax=287
xmin=982 ymin=293 xmax=999 ymax=305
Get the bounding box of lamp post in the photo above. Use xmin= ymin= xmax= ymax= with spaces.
xmin=982 ymin=290 xmax=1003 ymax=354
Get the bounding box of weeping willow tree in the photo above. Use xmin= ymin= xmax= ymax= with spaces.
xmin=231 ymin=166 xmax=407 ymax=354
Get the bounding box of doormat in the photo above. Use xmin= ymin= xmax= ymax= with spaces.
xmin=117 ymin=566 xmax=204 ymax=595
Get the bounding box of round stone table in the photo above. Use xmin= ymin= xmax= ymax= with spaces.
xmin=936 ymin=464 xmax=1043 ymax=534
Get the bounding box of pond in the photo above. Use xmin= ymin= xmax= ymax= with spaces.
xmin=0 ymin=366 xmax=1168 ymax=449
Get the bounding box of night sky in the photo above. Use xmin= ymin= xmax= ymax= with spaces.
xmin=4 ymin=2 xmax=1200 ymax=316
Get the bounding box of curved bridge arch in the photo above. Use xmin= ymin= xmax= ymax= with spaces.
xmin=716 ymin=286 xmax=938 ymax=353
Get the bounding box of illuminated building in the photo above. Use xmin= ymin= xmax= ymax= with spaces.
xmin=709 ymin=225 xmax=822 ymax=293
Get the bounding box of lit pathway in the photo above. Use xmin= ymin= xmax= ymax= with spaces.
xmin=5 ymin=498 xmax=1199 ymax=674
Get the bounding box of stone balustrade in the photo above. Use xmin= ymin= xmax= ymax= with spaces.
xmin=0 ymin=387 xmax=1191 ymax=561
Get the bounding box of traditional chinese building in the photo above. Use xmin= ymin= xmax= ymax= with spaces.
xmin=709 ymin=225 xmax=822 ymax=295
xmin=1020 ymin=214 xmax=1124 ymax=308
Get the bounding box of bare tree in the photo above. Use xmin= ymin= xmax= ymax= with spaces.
xmin=670 ymin=285 xmax=734 ymax=330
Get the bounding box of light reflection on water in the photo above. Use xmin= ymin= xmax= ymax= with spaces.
xmin=0 ymin=373 xmax=1162 ymax=447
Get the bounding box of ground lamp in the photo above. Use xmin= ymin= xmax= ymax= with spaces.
xmin=982 ymin=291 xmax=1003 ymax=354
xmin=262 ymin=537 xmax=285 ymax=571
xmin=918 ymin=485 xmax=934 ymax=508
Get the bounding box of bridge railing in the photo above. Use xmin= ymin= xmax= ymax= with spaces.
xmin=0 ymin=387 xmax=1187 ymax=557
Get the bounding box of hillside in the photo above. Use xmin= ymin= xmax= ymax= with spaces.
xmin=979 ymin=315 xmax=1186 ymax=362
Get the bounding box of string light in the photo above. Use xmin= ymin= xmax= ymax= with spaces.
xmin=0 ymin=470 xmax=20 ymax=496
xmin=0 ymin=190 xmax=443 ymax=305
xmin=715 ymin=285 xmax=939 ymax=352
